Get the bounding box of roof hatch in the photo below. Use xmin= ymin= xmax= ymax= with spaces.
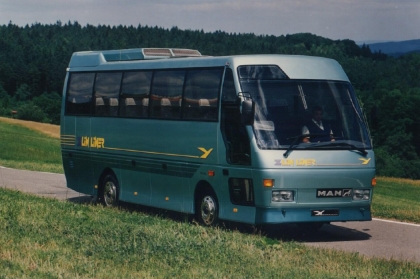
xmin=68 ymin=48 xmax=202 ymax=67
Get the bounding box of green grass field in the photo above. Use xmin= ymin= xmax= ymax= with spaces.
xmin=0 ymin=119 xmax=62 ymax=173
xmin=0 ymin=188 xmax=419 ymax=279
xmin=372 ymin=177 xmax=420 ymax=224
xmin=0 ymin=118 xmax=419 ymax=278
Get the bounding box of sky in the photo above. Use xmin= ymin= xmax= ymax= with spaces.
xmin=1 ymin=0 xmax=419 ymax=43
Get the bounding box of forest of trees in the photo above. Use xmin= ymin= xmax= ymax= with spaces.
xmin=1 ymin=21 xmax=420 ymax=179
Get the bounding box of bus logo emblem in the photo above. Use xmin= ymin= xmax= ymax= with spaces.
xmin=77 ymin=136 xmax=105 ymax=149
xmin=316 ymin=188 xmax=352 ymax=198
xmin=198 ymin=147 xmax=213 ymax=159
xmin=311 ymin=209 xmax=339 ymax=216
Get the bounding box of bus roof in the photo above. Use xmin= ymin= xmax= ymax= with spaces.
xmin=68 ymin=48 xmax=349 ymax=82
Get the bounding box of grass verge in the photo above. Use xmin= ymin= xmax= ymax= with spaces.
xmin=372 ymin=177 xmax=420 ymax=224
xmin=0 ymin=188 xmax=419 ymax=279
xmin=0 ymin=117 xmax=60 ymax=139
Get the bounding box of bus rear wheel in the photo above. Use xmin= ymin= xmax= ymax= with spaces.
xmin=100 ymin=174 xmax=119 ymax=207
xmin=196 ymin=190 xmax=219 ymax=226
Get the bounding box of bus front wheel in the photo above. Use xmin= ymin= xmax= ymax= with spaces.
xmin=196 ymin=190 xmax=219 ymax=226
xmin=99 ymin=174 xmax=119 ymax=207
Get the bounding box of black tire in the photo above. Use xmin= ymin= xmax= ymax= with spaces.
xmin=99 ymin=174 xmax=119 ymax=207
xmin=196 ymin=189 xmax=219 ymax=226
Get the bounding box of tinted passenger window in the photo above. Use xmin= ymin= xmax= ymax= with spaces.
xmin=183 ymin=68 xmax=222 ymax=121
xmin=66 ymin=73 xmax=95 ymax=115
xmin=120 ymin=71 xmax=152 ymax=118
xmin=150 ymin=70 xmax=185 ymax=119
xmin=94 ymin=72 xmax=122 ymax=116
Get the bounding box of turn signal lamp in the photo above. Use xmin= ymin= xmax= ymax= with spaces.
xmin=371 ymin=177 xmax=377 ymax=186
xmin=263 ymin=179 xmax=274 ymax=187
xmin=208 ymin=170 xmax=215 ymax=177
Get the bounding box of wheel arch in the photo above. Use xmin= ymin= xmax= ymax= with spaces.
xmin=97 ymin=167 xmax=119 ymax=201
xmin=193 ymin=179 xmax=220 ymax=226
xmin=97 ymin=167 xmax=117 ymax=188
xmin=194 ymin=180 xmax=218 ymax=210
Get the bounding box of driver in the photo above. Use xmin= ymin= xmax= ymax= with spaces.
xmin=302 ymin=106 xmax=334 ymax=143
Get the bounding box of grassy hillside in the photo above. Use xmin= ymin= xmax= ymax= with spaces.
xmin=0 ymin=117 xmax=62 ymax=173
xmin=0 ymin=117 xmax=60 ymax=138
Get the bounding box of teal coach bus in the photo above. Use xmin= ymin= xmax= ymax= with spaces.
xmin=60 ymin=48 xmax=375 ymax=229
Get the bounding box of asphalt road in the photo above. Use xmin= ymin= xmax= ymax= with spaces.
xmin=0 ymin=166 xmax=88 ymax=201
xmin=1 ymin=166 xmax=419 ymax=264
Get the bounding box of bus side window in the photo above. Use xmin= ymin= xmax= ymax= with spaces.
xmin=223 ymin=106 xmax=251 ymax=165
xmin=109 ymin=98 xmax=119 ymax=116
xmin=95 ymin=97 xmax=106 ymax=115
xmin=94 ymin=72 xmax=122 ymax=117
xmin=183 ymin=68 xmax=222 ymax=121
xmin=120 ymin=71 xmax=152 ymax=118
xmin=142 ymin=98 xmax=149 ymax=117
xmin=221 ymin=69 xmax=251 ymax=165
xmin=198 ymin=98 xmax=215 ymax=120
xmin=123 ymin=98 xmax=138 ymax=116
xmin=66 ymin=72 xmax=95 ymax=115
xmin=150 ymin=70 xmax=185 ymax=119
xmin=160 ymin=98 xmax=172 ymax=118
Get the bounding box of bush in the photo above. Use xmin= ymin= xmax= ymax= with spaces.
xmin=375 ymin=147 xmax=420 ymax=179
xmin=32 ymin=92 xmax=62 ymax=124
xmin=16 ymin=102 xmax=48 ymax=122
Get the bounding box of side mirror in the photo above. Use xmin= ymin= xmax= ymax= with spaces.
xmin=241 ymin=99 xmax=255 ymax=125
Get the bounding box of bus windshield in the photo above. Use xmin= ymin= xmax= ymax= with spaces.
xmin=238 ymin=66 xmax=371 ymax=151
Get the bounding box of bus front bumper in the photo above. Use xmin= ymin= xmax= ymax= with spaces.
xmin=255 ymin=205 xmax=372 ymax=224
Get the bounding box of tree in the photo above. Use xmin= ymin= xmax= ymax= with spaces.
xmin=14 ymin=84 xmax=31 ymax=102
xmin=1 ymin=22 xmax=420 ymax=178
xmin=32 ymin=92 xmax=61 ymax=124
xmin=16 ymin=102 xmax=47 ymax=122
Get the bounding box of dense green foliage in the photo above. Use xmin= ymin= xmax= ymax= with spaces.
xmin=1 ymin=21 xmax=420 ymax=178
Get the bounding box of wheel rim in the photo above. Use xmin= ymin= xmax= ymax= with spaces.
xmin=103 ymin=180 xmax=117 ymax=206
xmin=200 ymin=195 xmax=217 ymax=225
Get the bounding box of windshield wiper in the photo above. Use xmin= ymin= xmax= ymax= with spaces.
xmin=315 ymin=142 xmax=368 ymax=156
xmin=283 ymin=135 xmax=368 ymax=158
xmin=283 ymin=133 xmax=323 ymax=158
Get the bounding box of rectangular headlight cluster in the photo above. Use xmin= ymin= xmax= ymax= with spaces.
xmin=272 ymin=190 xmax=294 ymax=202
xmin=353 ymin=189 xmax=370 ymax=201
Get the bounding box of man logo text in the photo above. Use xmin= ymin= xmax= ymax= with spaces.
xmin=316 ymin=189 xmax=352 ymax=198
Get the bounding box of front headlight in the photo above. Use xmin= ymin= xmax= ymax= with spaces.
xmin=272 ymin=190 xmax=294 ymax=202
xmin=353 ymin=189 xmax=370 ymax=201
